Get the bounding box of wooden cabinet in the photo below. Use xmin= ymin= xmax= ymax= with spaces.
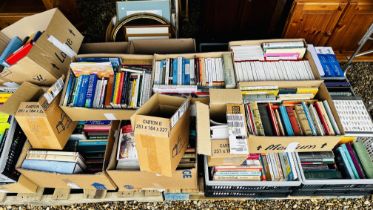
xmin=327 ymin=0 xmax=373 ymax=51
xmin=284 ymin=0 xmax=373 ymax=56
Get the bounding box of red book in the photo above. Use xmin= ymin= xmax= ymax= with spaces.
xmin=245 ymin=104 xmax=256 ymax=135
xmin=267 ymin=103 xmax=280 ymax=136
xmin=314 ymin=102 xmax=331 ymax=135
xmin=116 ymin=72 xmax=124 ymax=104
xmin=286 ymin=107 xmax=302 ymax=136
xmin=6 ymin=42 xmax=33 ymax=65
xmin=83 ymin=124 xmax=111 ymax=132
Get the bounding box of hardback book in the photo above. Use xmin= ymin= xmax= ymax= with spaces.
xmin=301 ymin=102 xmax=317 ymax=135
xmin=0 ymin=36 xmax=23 ymax=67
xmin=250 ymin=102 xmax=265 ymax=136
xmin=116 ymin=124 xmax=139 ymax=170
xmin=258 ymin=103 xmax=274 ymax=136
xmin=279 ymin=106 xmax=294 ymax=136
xmin=314 ymin=102 xmax=333 ymax=135
xmin=353 ymin=141 xmax=373 ymax=178
xmin=341 ymin=144 xmax=359 ymax=179
xmin=22 ymin=159 xmax=83 ymax=174
xmin=286 ymin=107 xmax=302 ymax=136
xmin=222 ymin=53 xmax=236 ymax=88
xmin=26 ymin=150 xmax=86 ymax=170
xmin=267 ymin=103 xmax=280 ymax=136
xmin=294 ymin=104 xmax=312 ymax=135
xmin=345 ymin=143 xmax=365 ymax=179
xmin=309 ymin=104 xmax=325 ymax=136
xmin=336 ymin=147 xmax=354 ymax=179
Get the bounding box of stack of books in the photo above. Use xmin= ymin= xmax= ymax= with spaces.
xmin=116 ymin=122 xmax=139 ymax=170
xmin=210 ymin=153 xmax=299 ymax=181
xmin=124 ymin=25 xmax=170 ymax=41
xmin=177 ymin=148 xmax=196 ymax=169
xmin=232 ymin=41 xmax=314 ymax=82
xmin=298 ymin=152 xmax=342 ymax=179
xmin=63 ymin=57 xmax=152 ymax=109
xmin=0 ymin=31 xmax=43 ymax=68
xmin=153 ymin=54 xmax=236 ymax=94
xmin=0 ymin=118 xmax=27 ymax=183
xmin=22 ymin=151 xmax=86 ymax=174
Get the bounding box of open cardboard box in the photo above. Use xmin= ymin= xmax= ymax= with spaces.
xmin=0 ymin=175 xmax=38 ymax=194
xmin=0 ymin=9 xmax=83 ymax=85
xmin=0 ymin=81 xmax=76 ymax=150
xmin=228 ymin=39 xmax=322 ymax=82
xmin=238 ymin=80 xmax=344 ymax=153
xmin=131 ymin=94 xmax=191 ymax=177
xmin=196 ymin=89 xmax=249 ymax=166
xmin=59 ymin=54 xmax=154 ymax=121
xmin=17 ymin=127 xmax=117 ymax=190
xmin=106 ymin=121 xmax=198 ymax=192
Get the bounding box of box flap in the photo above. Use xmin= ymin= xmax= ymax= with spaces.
xmin=209 ymin=89 xmax=242 ymax=114
xmin=129 ymin=38 xmax=196 ymax=54
xmin=0 ymin=175 xmax=38 ymax=193
xmin=0 ymin=82 xmax=43 ymax=115
xmin=79 ymin=42 xmax=130 ymax=54
xmin=196 ymin=102 xmax=211 ymax=155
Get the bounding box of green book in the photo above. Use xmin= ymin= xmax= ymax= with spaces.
xmin=353 ymin=141 xmax=373 ymax=178
xmin=304 ymin=169 xmax=342 ymax=180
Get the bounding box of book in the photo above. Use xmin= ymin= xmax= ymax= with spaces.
xmin=279 ymin=106 xmax=294 ymax=136
xmin=314 ymin=102 xmax=333 ymax=135
xmin=301 ymin=102 xmax=317 ymax=136
xmin=222 ymin=53 xmax=236 ymax=88
xmin=0 ymin=36 xmax=23 ymax=67
xmin=286 ymin=107 xmax=301 ymax=136
xmin=76 ymin=75 xmax=90 ymax=107
xmin=345 ymin=143 xmax=366 ymax=179
xmin=322 ymin=100 xmax=341 ymax=135
xmin=336 ymin=147 xmax=354 ymax=179
xmin=353 ymin=141 xmax=373 ymax=178
xmin=267 ymin=103 xmax=280 ymax=136
xmin=294 ymin=104 xmax=312 ymax=135
xmin=22 ymin=159 xmax=83 ymax=174
xmin=309 ymin=104 xmax=325 ymax=136
xmin=26 ymin=151 xmax=86 ymax=169
xmin=6 ymin=42 xmax=33 ymax=65
xmin=85 ymin=74 xmax=98 ymax=108
xmin=341 ymin=144 xmax=359 ymax=179
xmin=258 ymin=103 xmax=274 ymax=136
xmin=250 ymin=102 xmax=265 ymax=136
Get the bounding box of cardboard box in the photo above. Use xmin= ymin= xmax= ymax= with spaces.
xmin=78 ymin=38 xmax=196 ymax=55
xmin=228 ymin=39 xmax=322 ymax=81
xmin=17 ymin=135 xmax=117 ymax=190
xmin=196 ymin=89 xmax=249 ymax=166
xmin=0 ymin=9 xmax=83 ymax=85
xmin=0 ymin=175 xmax=38 ymax=194
xmin=239 ymin=80 xmax=344 ymax=153
xmin=131 ymin=94 xmax=191 ymax=177
xmin=106 ymin=121 xmax=198 ymax=192
xmin=59 ymin=54 xmax=154 ymax=121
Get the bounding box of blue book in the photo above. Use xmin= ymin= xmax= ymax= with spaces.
xmin=63 ymin=73 xmax=75 ymax=106
xmin=341 ymin=144 xmax=359 ymax=179
xmin=279 ymin=106 xmax=294 ymax=136
xmin=78 ymin=140 xmax=108 ymax=146
xmin=337 ymin=147 xmax=355 ymax=179
xmin=22 ymin=159 xmax=82 ymax=174
xmin=172 ymin=59 xmax=178 ymax=85
xmin=76 ymin=75 xmax=90 ymax=107
xmin=116 ymin=0 xmax=171 ymax=22
xmin=85 ymin=120 xmax=111 ymax=125
xmin=317 ymin=53 xmax=344 ymax=78
xmin=72 ymin=76 xmax=82 ymax=106
xmin=182 ymin=58 xmax=190 ymax=85
xmin=0 ymin=36 xmax=23 ymax=67
xmin=85 ymin=74 xmax=98 ymax=108
xmin=301 ymin=102 xmax=317 ymax=136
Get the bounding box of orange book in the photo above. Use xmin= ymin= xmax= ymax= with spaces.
xmin=286 ymin=107 xmax=302 ymax=136
xmin=104 ymin=74 xmax=115 ymax=108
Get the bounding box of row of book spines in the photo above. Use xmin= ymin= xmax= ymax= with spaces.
xmin=156 ymin=57 xmax=226 ymax=87
xmin=246 ymin=101 xmax=340 ymax=136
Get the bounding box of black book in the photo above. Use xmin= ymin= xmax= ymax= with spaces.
xmin=258 ymin=103 xmax=274 ymax=136
xmin=0 ymin=129 xmax=9 ymax=156
xmin=335 ymin=149 xmax=352 ymax=179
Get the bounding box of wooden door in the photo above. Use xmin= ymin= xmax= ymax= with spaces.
xmin=327 ymin=0 xmax=373 ymax=52
xmin=283 ymin=0 xmax=348 ymax=45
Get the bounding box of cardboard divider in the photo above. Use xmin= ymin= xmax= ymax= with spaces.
xmin=228 ymin=39 xmax=321 ymax=81
xmin=0 ymin=8 xmax=83 ymax=86
xmin=59 ymin=54 xmax=153 ymax=121
xmin=106 ymin=121 xmax=198 ymax=192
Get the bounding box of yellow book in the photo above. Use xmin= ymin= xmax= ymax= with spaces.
xmin=0 ymin=93 xmax=12 ymax=103
xmin=242 ymin=89 xmax=279 ymax=96
xmin=112 ymin=72 xmax=121 ymax=104
xmin=296 ymin=87 xmax=318 ymax=96
xmin=130 ymin=79 xmax=137 ymax=108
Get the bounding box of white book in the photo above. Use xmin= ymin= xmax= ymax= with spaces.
xmin=177 ymin=57 xmax=183 ymax=85
xmin=154 ymin=61 xmax=161 ymax=84
xmin=323 ymin=100 xmax=341 ymax=135
xmin=99 ymin=79 xmax=107 ymax=108
xmin=281 ymin=61 xmax=290 ymax=80
xmin=246 ymin=62 xmax=253 ymax=81
xmin=293 ymin=61 xmax=303 ymax=80
xmin=273 ymin=62 xmax=281 ymax=80
xmin=251 ymin=62 xmax=258 ymax=81
xmin=211 ymin=58 xmax=217 ymax=82
xmin=242 ymin=62 xmax=249 ymax=81
xmin=185 ymin=61 xmax=190 ymax=85
xmin=126 ymin=26 xmax=169 ymax=35
xmin=304 ymin=60 xmax=315 ymax=79
xmin=307 ymin=44 xmax=325 ymax=77
xmin=258 ymin=62 xmax=266 ymax=80
xmin=165 ymin=59 xmax=170 ymax=85
xmin=189 ymin=58 xmax=195 ymax=85
xmin=234 ymin=62 xmax=241 ymax=81
xmin=309 ymin=104 xmax=325 ymax=136
xmin=132 ymin=74 xmax=141 ymax=108
xmin=239 ymin=62 xmax=245 ymax=81
xmin=93 ymin=80 xmax=102 ymax=108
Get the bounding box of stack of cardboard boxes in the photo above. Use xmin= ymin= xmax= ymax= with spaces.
xmin=0 ymin=9 xmax=372 ymax=198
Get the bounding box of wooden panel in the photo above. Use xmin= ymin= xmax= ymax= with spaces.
xmin=0 ymin=13 xmax=31 ymax=29
xmin=327 ymin=1 xmax=373 ymax=52
xmin=283 ymin=2 xmax=347 ymax=45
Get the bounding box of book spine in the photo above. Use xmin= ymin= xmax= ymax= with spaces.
xmin=177 ymin=57 xmax=183 ymax=85
xmin=322 ymin=100 xmax=341 ymax=135
xmin=85 ymin=74 xmax=98 ymax=108
xmin=258 ymin=104 xmax=274 ymax=136
xmin=267 ymin=103 xmax=280 ymax=136
xmin=342 ymin=144 xmax=359 ymax=179
xmin=301 ymin=102 xmax=317 ymax=135
xmin=353 ymin=142 xmax=373 ymax=178
xmin=294 ymin=104 xmax=312 ymax=135
xmin=286 ymin=107 xmax=301 ymax=135
xmin=346 ymin=143 xmax=366 ymax=179
xmin=249 ymin=102 xmax=265 ymax=136
xmin=72 ymin=76 xmax=83 ymax=106
xmin=314 ymin=102 xmax=331 ymax=135
xmin=279 ymin=106 xmax=294 ymax=136
xmin=116 ymin=72 xmax=124 ymax=105
xmin=63 ymin=73 xmax=75 ymax=106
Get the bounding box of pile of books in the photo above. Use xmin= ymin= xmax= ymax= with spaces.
xmin=232 ymin=41 xmax=314 ymax=82
xmin=210 ymin=153 xmax=299 ymax=181
xmin=177 ymin=147 xmax=196 ymax=169
xmin=22 ymin=151 xmax=86 ymax=174
xmin=63 ymin=57 xmax=152 ymax=109
xmin=116 ymin=122 xmax=138 ymax=170
xmin=0 ymin=31 xmax=43 ymax=68
xmin=0 ymin=119 xmax=26 ymax=183
xmin=153 ymin=55 xmax=236 ymax=94
xmin=298 ymin=152 xmax=342 ymax=179
xmin=315 ymin=47 xmax=345 ymax=80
